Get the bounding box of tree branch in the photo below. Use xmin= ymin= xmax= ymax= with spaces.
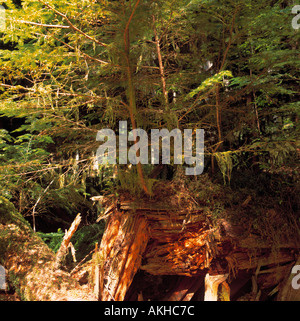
xmin=153 ymin=15 xmax=169 ymax=110
xmin=55 ymin=213 xmax=82 ymax=269
xmin=38 ymin=0 xmax=107 ymax=47
xmin=15 ymin=19 xmax=70 ymax=29
xmin=123 ymin=0 xmax=141 ymax=53
xmin=49 ymin=34 xmax=108 ymax=65
xmin=219 ymin=6 xmax=239 ymax=71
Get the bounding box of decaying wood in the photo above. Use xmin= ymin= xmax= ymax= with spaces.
xmin=162 ymin=276 xmax=204 ymax=301
xmin=97 ymin=211 xmax=149 ymax=301
xmin=141 ymin=229 xmax=212 ymax=276
xmin=55 ymin=213 xmax=81 ymax=269
xmin=225 ymin=249 xmax=295 ymax=271
xmin=204 ymin=273 xmax=229 ymax=301
xmin=95 ymin=197 xmax=299 ymax=301
xmin=93 ymin=242 xmax=101 ymax=300
xmin=0 ymin=198 xmax=96 ymax=301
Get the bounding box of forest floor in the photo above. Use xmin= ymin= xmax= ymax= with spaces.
xmin=0 ymin=290 xmax=19 ymax=301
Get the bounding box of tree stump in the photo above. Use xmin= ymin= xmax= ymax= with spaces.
xmin=95 ymin=198 xmax=298 ymax=301
xmin=97 ymin=210 xmax=150 ymax=301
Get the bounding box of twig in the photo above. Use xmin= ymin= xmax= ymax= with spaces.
xmin=0 ymin=83 xmax=35 ymax=91
xmin=104 ymin=283 xmax=115 ymax=301
xmin=153 ymin=15 xmax=169 ymax=110
xmin=49 ymin=33 xmax=108 ymax=65
xmin=15 ymin=19 xmax=70 ymax=29
xmin=70 ymin=247 xmax=95 ymax=275
xmin=32 ymin=179 xmax=54 ymax=232
xmin=219 ymin=6 xmax=239 ymax=71
xmin=38 ymin=0 xmax=107 ymax=47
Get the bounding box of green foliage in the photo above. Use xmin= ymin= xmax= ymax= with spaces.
xmin=37 ymin=222 xmax=105 ymax=263
xmin=70 ymin=223 xmax=105 ymax=262
xmin=188 ymin=174 xmax=226 ymax=220
xmin=0 ymin=196 xmax=18 ymax=224
xmin=187 ymin=70 xmax=233 ymax=99
xmin=37 ymin=229 xmax=64 ymax=253
xmin=0 ymin=195 xmax=32 ymax=229
xmin=0 ymin=0 xmax=298 ymax=236
xmin=37 ymin=222 xmax=105 ymax=264
xmin=118 ymin=166 xmax=157 ymax=197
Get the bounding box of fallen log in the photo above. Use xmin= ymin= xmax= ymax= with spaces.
xmin=0 ymin=197 xmax=96 ymax=301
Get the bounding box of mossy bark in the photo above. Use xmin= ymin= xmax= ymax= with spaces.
xmin=0 ymin=197 xmax=96 ymax=301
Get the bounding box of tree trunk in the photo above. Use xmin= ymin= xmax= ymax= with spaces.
xmin=123 ymin=0 xmax=149 ymax=196
xmin=0 ymin=197 xmax=96 ymax=301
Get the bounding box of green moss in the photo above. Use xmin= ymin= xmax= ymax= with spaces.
xmin=0 ymin=196 xmax=17 ymax=223
xmin=0 ymin=196 xmax=32 ymax=263
xmin=0 ymin=196 xmax=29 ymax=227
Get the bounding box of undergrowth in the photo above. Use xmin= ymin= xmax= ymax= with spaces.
xmin=186 ymin=170 xmax=300 ymax=248
xmin=37 ymin=222 xmax=106 ymax=265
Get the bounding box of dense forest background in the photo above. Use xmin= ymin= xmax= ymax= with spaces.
xmin=0 ymin=0 xmax=299 ymax=300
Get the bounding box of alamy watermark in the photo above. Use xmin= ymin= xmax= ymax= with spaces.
xmin=0 ymin=5 xmax=5 ymax=31
xmin=291 ymin=265 xmax=300 ymax=290
xmin=0 ymin=265 xmax=6 ymax=291
xmin=292 ymin=5 xmax=300 ymax=30
xmin=96 ymin=121 xmax=204 ymax=175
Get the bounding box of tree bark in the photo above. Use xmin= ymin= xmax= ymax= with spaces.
xmin=94 ymin=198 xmax=298 ymax=301
xmin=0 ymin=197 xmax=96 ymax=301
xmin=97 ymin=210 xmax=150 ymax=301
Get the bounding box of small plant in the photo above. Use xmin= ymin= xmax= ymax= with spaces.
xmin=37 ymin=229 xmax=64 ymax=253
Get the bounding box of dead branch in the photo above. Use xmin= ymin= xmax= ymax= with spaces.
xmin=55 ymin=213 xmax=81 ymax=269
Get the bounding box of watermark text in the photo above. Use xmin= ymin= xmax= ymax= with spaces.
xmin=292 ymin=5 xmax=300 ymax=30
xmin=96 ymin=121 xmax=204 ymax=175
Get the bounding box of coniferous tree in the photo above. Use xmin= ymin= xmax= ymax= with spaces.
xmin=0 ymin=0 xmax=298 ymax=221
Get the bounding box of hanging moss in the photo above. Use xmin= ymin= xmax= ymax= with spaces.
xmin=214 ymin=151 xmax=234 ymax=185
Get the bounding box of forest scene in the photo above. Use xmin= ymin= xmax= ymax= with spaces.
xmin=0 ymin=0 xmax=299 ymax=302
